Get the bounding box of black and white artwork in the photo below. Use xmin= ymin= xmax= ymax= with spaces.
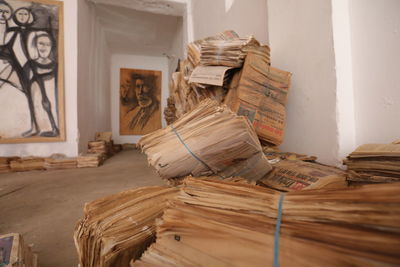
xmin=0 ymin=0 xmax=64 ymax=143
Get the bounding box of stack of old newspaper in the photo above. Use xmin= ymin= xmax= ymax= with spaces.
xmin=132 ymin=177 xmax=400 ymax=266
xmin=74 ymin=186 xmax=178 ymax=267
xmin=139 ymin=99 xmax=272 ymax=183
xmin=200 ymin=36 xmax=261 ymax=67
xmin=77 ymin=154 xmax=104 ymax=168
xmin=0 ymin=157 xmax=18 ymax=173
xmin=9 ymin=157 xmax=45 ymax=172
xmin=44 ymin=154 xmax=78 ymax=170
xmin=165 ymin=30 xmax=291 ymax=146
xmin=258 ymin=159 xmax=347 ymax=191
xmin=344 ymin=142 xmax=400 ymax=183
xmin=0 ymin=233 xmax=38 ymax=267
xmin=166 ymin=31 xmax=270 ymax=124
xmin=88 ymin=132 xmax=114 ymax=159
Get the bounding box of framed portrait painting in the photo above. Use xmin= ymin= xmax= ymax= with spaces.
xmin=120 ymin=68 xmax=162 ymax=135
xmin=0 ymin=0 xmax=64 ymax=143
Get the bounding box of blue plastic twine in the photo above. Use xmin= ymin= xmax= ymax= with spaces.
xmin=170 ymin=125 xmax=224 ymax=178
xmin=274 ymin=193 xmax=285 ymax=267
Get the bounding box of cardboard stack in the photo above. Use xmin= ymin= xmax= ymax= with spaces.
xmin=9 ymin=157 xmax=45 ymax=172
xmin=132 ymin=177 xmax=400 ymax=266
xmin=139 ymin=99 xmax=272 ymax=182
xmin=344 ymin=143 xmax=400 ymax=183
xmin=74 ymin=186 xmax=178 ymax=267
xmin=44 ymin=154 xmax=78 ymax=170
xmin=77 ymin=154 xmax=104 ymax=168
xmin=0 ymin=233 xmax=37 ymax=267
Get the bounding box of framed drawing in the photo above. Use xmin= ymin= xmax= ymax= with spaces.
xmin=0 ymin=0 xmax=64 ymax=144
xmin=120 ymin=68 xmax=162 ymax=135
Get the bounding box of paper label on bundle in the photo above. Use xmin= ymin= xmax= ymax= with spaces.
xmin=259 ymin=160 xmax=347 ymax=191
xmin=189 ymin=66 xmax=232 ymax=86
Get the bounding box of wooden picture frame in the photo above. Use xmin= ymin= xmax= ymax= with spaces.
xmin=0 ymin=0 xmax=64 ymax=144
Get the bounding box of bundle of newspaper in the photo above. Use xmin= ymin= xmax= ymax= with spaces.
xmin=258 ymin=160 xmax=348 ymax=191
xmin=0 ymin=157 xmax=19 ymax=173
xmin=164 ymin=61 xmax=226 ymax=123
xmin=263 ymin=147 xmax=317 ymax=162
xmin=133 ymin=177 xmax=400 ymax=266
xmin=44 ymin=154 xmax=78 ymax=170
xmin=88 ymin=141 xmax=111 ymax=158
xmin=344 ymin=143 xmax=400 ymax=183
xmin=139 ymin=99 xmax=272 ymax=182
xmin=9 ymin=157 xmax=45 ymax=172
xmin=87 ymin=132 xmax=114 ymax=158
xmin=187 ymin=30 xmax=241 ymax=67
xmin=0 ymin=233 xmax=38 ymax=267
xmin=77 ymin=154 xmax=104 ymax=168
xmin=200 ymin=36 xmax=263 ymax=68
xmin=74 ymin=186 xmax=178 ymax=267
xmin=165 ymin=31 xmax=268 ymax=125
xmin=224 ymin=48 xmax=292 ymax=145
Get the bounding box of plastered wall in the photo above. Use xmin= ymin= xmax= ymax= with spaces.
xmin=0 ymin=0 xmax=79 ymax=157
xmin=191 ymin=0 xmax=268 ymax=43
xmin=110 ymin=54 xmax=169 ymax=144
xmin=349 ymin=0 xmax=400 ymax=146
xmin=77 ymin=0 xmax=112 ymax=154
xmin=268 ymin=0 xmax=339 ymax=165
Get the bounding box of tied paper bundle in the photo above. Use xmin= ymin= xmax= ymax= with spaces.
xmin=166 ymin=63 xmax=226 ymax=122
xmin=133 ymin=177 xmax=400 ymax=267
xmin=9 ymin=157 xmax=45 ymax=172
xmin=0 ymin=157 xmax=19 ymax=173
xmin=44 ymin=154 xmax=77 ymax=170
xmin=139 ymin=99 xmax=272 ymax=182
xmin=225 ymin=48 xmax=292 ymax=145
xmin=344 ymin=143 xmax=400 ymax=183
xmin=74 ymin=186 xmax=178 ymax=267
xmin=259 ymin=160 xmax=348 ymax=192
xmin=0 ymin=233 xmax=38 ymax=267
xmin=187 ymin=30 xmax=240 ymax=67
xmin=87 ymin=132 xmax=114 ymax=159
xmin=200 ymin=36 xmax=263 ymax=68
xmin=88 ymin=141 xmax=111 ymax=159
xmin=77 ymin=154 xmax=104 ymax=168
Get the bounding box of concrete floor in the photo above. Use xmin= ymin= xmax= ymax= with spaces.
xmin=0 ymin=149 xmax=164 ymax=267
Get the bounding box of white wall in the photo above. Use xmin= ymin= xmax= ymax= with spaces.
xmin=0 ymin=0 xmax=79 ymax=157
xmin=268 ymin=0 xmax=339 ymax=165
xmin=349 ymin=0 xmax=400 ymax=146
xmin=191 ymin=0 xmax=268 ymax=43
xmin=111 ymin=54 xmax=169 ymax=144
xmin=332 ymin=0 xmax=356 ymax=160
xmin=168 ymin=16 xmax=184 ymax=81
xmin=78 ymin=0 xmax=111 ymax=154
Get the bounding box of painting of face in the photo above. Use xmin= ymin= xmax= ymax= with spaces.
xmin=0 ymin=4 xmax=12 ymax=23
xmin=120 ymin=68 xmax=161 ymax=135
xmin=0 ymin=0 xmax=64 ymax=143
xmin=15 ymin=8 xmax=30 ymax=24
xmin=135 ymin=78 xmax=152 ymax=108
xmin=36 ymin=35 xmax=52 ymax=59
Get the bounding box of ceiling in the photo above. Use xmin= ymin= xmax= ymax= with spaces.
xmin=93 ymin=2 xmax=183 ymax=56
